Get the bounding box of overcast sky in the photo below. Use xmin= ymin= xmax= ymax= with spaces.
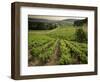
xmin=28 ymin=15 xmax=86 ymax=21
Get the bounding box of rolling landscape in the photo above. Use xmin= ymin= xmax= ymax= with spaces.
xmin=28 ymin=15 xmax=88 ymax=66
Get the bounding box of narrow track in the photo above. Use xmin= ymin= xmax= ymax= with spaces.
xmin=46 ymin=39 xmax=61 ymax=65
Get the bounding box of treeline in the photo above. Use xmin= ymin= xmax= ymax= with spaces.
xmin=74 ymin=18 xmax=88 ymax=27
xmin=28 ymin=21 xmax=58 ymax=30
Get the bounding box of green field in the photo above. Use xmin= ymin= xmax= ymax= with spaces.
xmin=28 ymin=23 xmax=88 ymax=66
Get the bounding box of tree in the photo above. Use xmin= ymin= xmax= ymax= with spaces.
xmin=74 ymin=18 xmax=88 ymax=27
xmin=75 ymin=28 xmax=87 ymax=43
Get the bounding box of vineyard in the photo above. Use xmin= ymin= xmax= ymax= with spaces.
xmin=28 ymin=25 xmax=88 ymax=66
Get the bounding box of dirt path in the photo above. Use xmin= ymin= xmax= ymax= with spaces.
xmin=46 ymin=39 xmax=61 ymax=65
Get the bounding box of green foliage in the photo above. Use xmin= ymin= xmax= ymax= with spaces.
xmin=74 ymin=18 xmax=88 ymax=27
xmin=30 ymin=40 xmax=54 ymax=56
xmin=70 ymin=41 xmax=87 ymax=56
xmin=59 ymin=40 xmax=72 ymax=65
xmin=47 ymin=26 xmax=76 ymax=41
xmin=29 ymin=38 xmax=57 ymax=64
xmin=75 ymin=28 xmax=87 ymax=43
xmin=39 ymin=44 xmax=55 ymax=63
xmin=64 ymin=40 xmax=87 ymax=64
xmin=28 ymin=22 xmax=58 ymax=30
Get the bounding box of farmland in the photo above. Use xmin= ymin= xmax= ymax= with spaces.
xmin=28 ymin=16 xmax=88 ymax=66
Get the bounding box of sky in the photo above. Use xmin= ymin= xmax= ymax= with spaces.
xmin=28 ymin=15 xmax=86 ymax=21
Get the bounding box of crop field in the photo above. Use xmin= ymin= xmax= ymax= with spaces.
xmin=28 ymin=16 xmax=88 ymax=66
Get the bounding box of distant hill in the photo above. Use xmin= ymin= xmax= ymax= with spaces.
xmin=62 ymin=19 xmax=80 ymax=23
xmin=28 ymin=17 xmax=87 ymax=30
xmin=28 ymin=18 xmax=84 ymax=24
xmin=28 ymin=18 xmax=58 ymax=23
